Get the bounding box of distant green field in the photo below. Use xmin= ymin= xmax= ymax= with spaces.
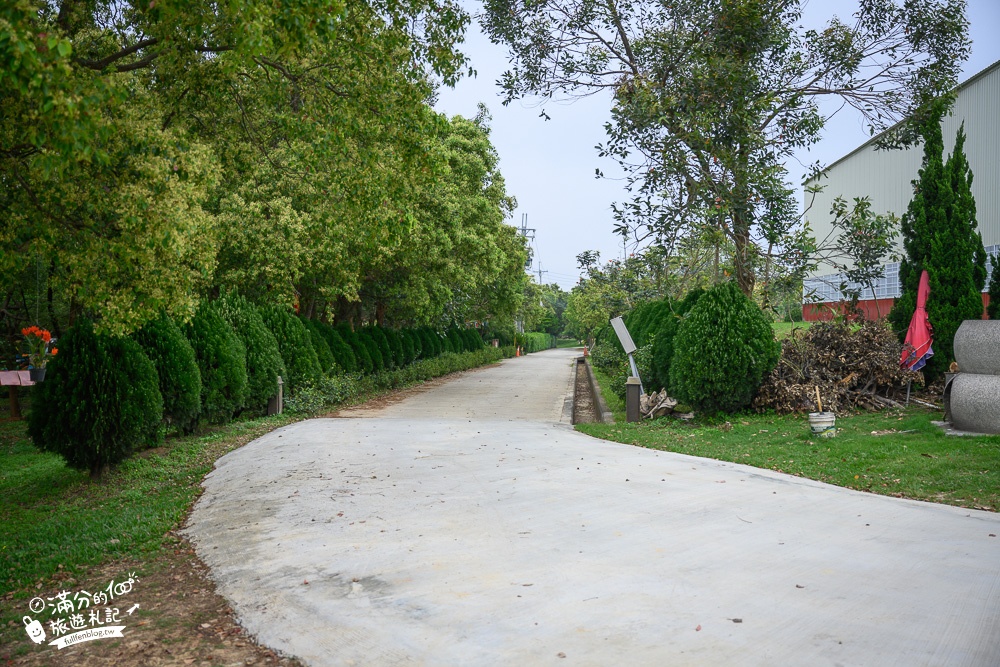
xmin=556 ymin=337 xmax=583 ymax=348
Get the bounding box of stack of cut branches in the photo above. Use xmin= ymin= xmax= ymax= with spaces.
xmin=754 ymin=320 xmax=923 ymax=414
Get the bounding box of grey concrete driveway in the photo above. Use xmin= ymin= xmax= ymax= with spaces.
xmin=185 ymin=348 xmax=1000 ymax=666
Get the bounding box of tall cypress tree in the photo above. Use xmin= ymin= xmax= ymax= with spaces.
xmin=889 ymin=112 xmax=986 ymax=380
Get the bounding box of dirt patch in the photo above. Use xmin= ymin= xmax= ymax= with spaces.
xmin=2 ymin=533 xmax=302 ymax=667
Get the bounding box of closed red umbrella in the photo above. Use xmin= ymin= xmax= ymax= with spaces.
xmin=900 ymin=270 xmax=933 ymax=370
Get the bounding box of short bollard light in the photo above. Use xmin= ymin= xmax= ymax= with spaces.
xmin=626 ymin=376 xmax=641 ymax=423
xmin=268 ymin=375 xmax=284 ymax=416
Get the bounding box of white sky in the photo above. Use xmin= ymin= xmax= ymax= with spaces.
xmin=433 ymin=0 xmax=1000 ymax=290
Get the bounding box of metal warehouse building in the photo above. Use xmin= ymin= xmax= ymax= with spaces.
xmin=802 ymin=59 xmax=1000 ymax=321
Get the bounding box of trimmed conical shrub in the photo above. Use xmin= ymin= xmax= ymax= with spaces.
xmin=357 ymin=328 xmax=385 ymax=372
xmin=30 ymin=320 xmax=163 ymax=477
xmin=670 ymin=283 xmax=780 ymax=414
xmin=314 ymin=321 xmax=357 ymax=374
xmin=399 ymin=328 xmax=417 ymax=365
xmin=446 ymin=327 xmax=465 ymax=353
xmin=215 ymin=294 xmax=286 ymax=414
xmin=366 ymin=326 xmax=394 ymax=369
xmin=185 ymin=303 xmax=249 ymax=424
xmin=383 ymin=328 xmax=405 ymax=367
xmin=416 ymin=328 xmax=436 ymax=358
xmin=337 ymin=324 xmax=372 ymax=375
xmin=133 ymin=314 xmax=201 ymax=433
xmin=259 ymin=306 xmax=322 ymax=391
xmin=300 ymin=317 xmax=337 ymax=374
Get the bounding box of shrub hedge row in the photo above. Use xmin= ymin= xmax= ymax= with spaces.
xmin=28 ymin=303 xmax=493 ymax=477
xmin=518 ymin=332 xmax=556 ymax=353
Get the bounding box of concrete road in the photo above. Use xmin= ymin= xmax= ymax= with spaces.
xmin=185 ymin=348 xmax=1000 ymax=666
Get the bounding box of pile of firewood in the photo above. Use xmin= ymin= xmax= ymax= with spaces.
xmin=754 ymin=320 xmax=923 ymax=414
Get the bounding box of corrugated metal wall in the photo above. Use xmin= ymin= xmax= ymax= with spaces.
xmin=805 ymin=61 xmax=1000 ymax=284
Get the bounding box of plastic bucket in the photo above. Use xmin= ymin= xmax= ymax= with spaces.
xmin=808 ymin=411 xmax=836 ymax=438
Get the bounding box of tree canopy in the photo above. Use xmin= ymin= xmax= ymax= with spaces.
xmin=483 ymin=0 xmax=970 ymax=300
xmin=2 ymin=0 xmax=525 ymax=340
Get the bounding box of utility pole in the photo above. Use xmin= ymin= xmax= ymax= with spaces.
xmin=517 ymin=213 xmax=536 ymax=271
xmin=535 ymin=263 xmax=548 ymax=285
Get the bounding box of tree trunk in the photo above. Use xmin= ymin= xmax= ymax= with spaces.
xmin=333 ymin=296 xmax=357 ymax=329
xmin=731 ymin=208 xmax=755 ymax=297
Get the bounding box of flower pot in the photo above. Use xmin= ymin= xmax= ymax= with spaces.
xmin=808 ymin=411 xmax=836 ymax=438
xmin=29 ymin=367 xmax=46 ymax=383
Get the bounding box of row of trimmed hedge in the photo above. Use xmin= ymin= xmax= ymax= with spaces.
xmin=517 ymin=332 xmax=557 ymax=353
xmin=28 ymin=297 xmax=492 ymax=477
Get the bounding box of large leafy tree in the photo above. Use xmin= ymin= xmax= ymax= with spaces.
xmin=483 ymin=0 xmax=970 ymax=299
xmin=353 ymin=112 xmax=525 ymax=328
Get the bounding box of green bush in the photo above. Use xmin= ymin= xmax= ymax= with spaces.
xmin=522 ymin=332 xmax=556 ymax=353
xmin=315 ymin=322 xmax=357 ymax=374
xmin=215 ymin=294 xmax=286 ymax=414
xmin=284 ymin=374 xmax=359 ymax=415
xmin=185 ymin=303 xmax=249 ymax=424
xmin=446 ymin=327 xmax=466 ymax=353
xmin=133 ymin=314 xmax=201 ymax=433
xmin=259 ymin=306 xmax=321 ymax=393
xmin=300 ymin=317 xmax=337 ymax=374
xmin=482 ymin=322 xmax=515 ymax=346
xmin=30 ymin=320 xmax=163 ymax=477
xmin=650 ymin=289 xmax=705 ymax=393
xmin=367 ymin=326 xmax=395 ymax=368
xmin=418 ymin=327 xmax=441 ymax=358
xmin=464 ymin=328 xmax=484 ymax=351
xmin=282 ymin=347 xmax=505 ymax=415
xmin=358 ymin=328 xmax=385 ymax=372
xmin=670 ymin=282 xmax=780 ymax=415
xmin=383 ymin=327 xmax=405 ymax=367
xmin=337 ymin=324 xmax=373 ymax=374
xmin=399 ymin=328 xmax=418 ymax=365
xmin=439 ymin=329 xmax=455 ymax=353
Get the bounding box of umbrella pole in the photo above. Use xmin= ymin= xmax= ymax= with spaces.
xmin=906 ymin=380 xmax=911 ymax=407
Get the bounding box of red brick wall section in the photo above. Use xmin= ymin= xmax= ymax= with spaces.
xmin=801 ymin=294 xmax=991 ymax=322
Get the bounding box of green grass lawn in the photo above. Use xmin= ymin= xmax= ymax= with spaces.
xmin=578 ymin=398 xmax=1000 ymax=512
xmin=582 ymin=354 xmax=999 ymax=511
xmin=556 ymin=337 xmax=583 ymax=348
xmin=0 ymin=415 xmax=297 ymax=599
xmin=771 ymin=320 xmax=813 ymax=338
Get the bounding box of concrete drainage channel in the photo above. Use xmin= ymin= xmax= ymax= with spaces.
xmin=572 ymin=355 xmax=613 ymax=424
